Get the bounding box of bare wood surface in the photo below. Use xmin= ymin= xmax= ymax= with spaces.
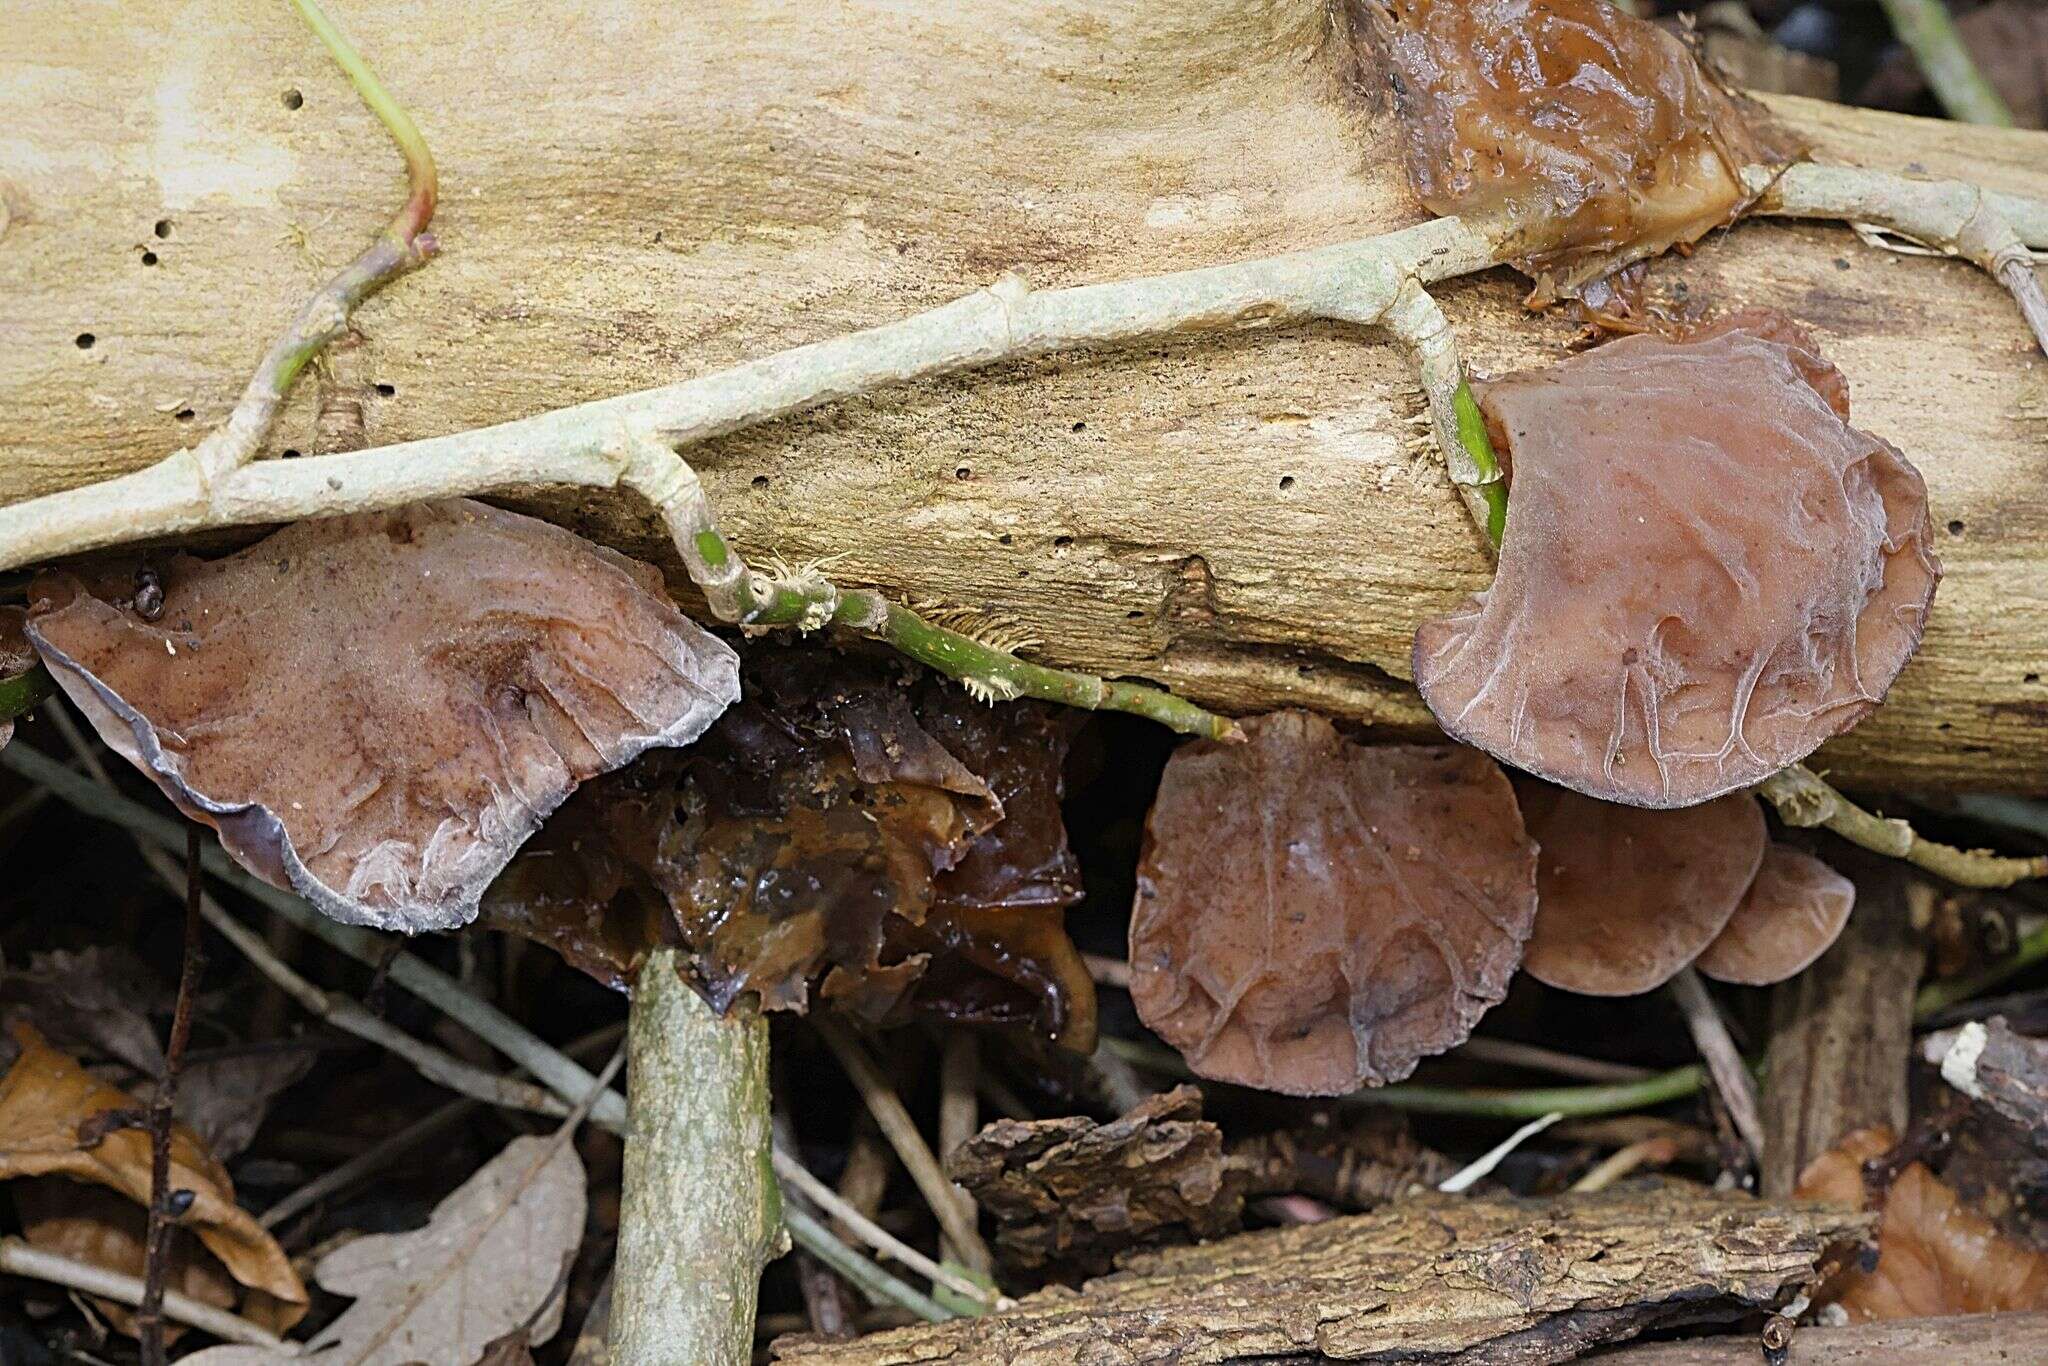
xmin=1759 ymin=866 xmax=1929 ymax=1197
xmin=5 ymin=2 xmax=2047 ymax=788
xmin=1588 ymin=1310 xmax=2048 ymax=1362
xmin=770 ymin=1186 xmax=1866 ymax=1364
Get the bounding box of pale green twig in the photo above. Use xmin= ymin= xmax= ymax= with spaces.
xmin=191 ymin=0 xmax=438 ymax=483
xmin=1875 ymin=0 xmax=2014 ymax=128
xmin=1758 ymin=765 xmax=2047 ymax=888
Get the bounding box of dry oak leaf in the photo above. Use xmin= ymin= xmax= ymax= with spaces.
xmin=1414 ymin=313 xmax=1938 ymax=808
xmin=1131 ymin=712 xmax=1537 ymax=1096
xmin=947 ymin=1085 xmax=1244 ymax=1279
xmin=187 ymin=1130 xmax=584 ymax=1366
xmin=1517 ymin=779 xmax=1767 ymax=996
xmin=1694 ymin=842 xmax=1855 ymax=986
xmin=1371 ymin=0 xmax=1798 ymax=295
xmin=0 ymin=1024 xmax=306 ymax=1324
xmin=27 ymin=500 xmax=740 ymax=933
xmin=1796 ymin=1126 xmax=2048 ymax=1320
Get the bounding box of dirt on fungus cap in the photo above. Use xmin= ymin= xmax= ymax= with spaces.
xmin=1413 ymin=312 xmax=1939 ymax=809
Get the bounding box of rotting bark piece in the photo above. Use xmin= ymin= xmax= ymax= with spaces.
xmin=771 ymin=1185 xmax=1868 ymax=1364
xmin=1924 ymin=1016 xmax=2048 ymax=1155
xmin=25 ymin=500 xmax=739 ymax=933
xmin=946 ymin=1085 xmax=1244 ymax=1280
xmin=1371 ymin=0 xmax=1799 ymax=296
xmin=1518 ymin=779 xmax=1766 ymax=996
xmin=1695 ymin=844 xmax=1856 ymax=986
xmin=1414 ymin=314 xmax=1940 ymax=809
xmin=1796 ymin=1126 xmax=2048 ymax=1319
xmin=1130 ymin=711 xmax=1537 ymax=1096
xmin=1591 ymin=1311 xmax=2048 ymax=1362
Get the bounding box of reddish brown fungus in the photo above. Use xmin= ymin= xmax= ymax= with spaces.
xmin=1130 ymin=712 xmax=1537 ymax=1096
xmin=1694 ymin=843 xmax=1855 ymax=986
xmin=26 ymin=501 xmax=739 ymax=933
xmin=1517 ymin=779 xmax=1766 ymax=996
xmin=1373 ymin=0 xmax=1798 ymax=295
xmin=1414 ymin=313 xmax=1939 ymax=809
xmin=483 ymin=645 xmax=1096 ymax=1049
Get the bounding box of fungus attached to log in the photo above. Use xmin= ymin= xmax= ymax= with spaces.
xmin=1413 ymin=313 xmax=1940 ymax=809
xmin=1373 ymin=0 xmax=1799 ymax=295
xmin=483 ymin=645 xmax=1098 ymax=1049
xmin=1694 ymin=844 xmax=1856 ymax=986
xmin=26 ymin=500 xmax=740 ymax=932
xmin=1130 ymin=711 xmax=1537 ymax=1096
xmin=1517 ymin=779 xmax=1767 ymax=996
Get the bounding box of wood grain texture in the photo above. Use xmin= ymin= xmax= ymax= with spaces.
xmin=769 ymin=1186 xmax=1866 ymax=1364
xmin=1587 ymin=1310 xmax=2048 ymax=1362
xmin=5 ymin=2 xmax=2046 ymax=788
xmin=1759 ymin=864 xmax=1928 ymax=1198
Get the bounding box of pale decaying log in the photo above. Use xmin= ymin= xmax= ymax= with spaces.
xmin=770 ymin=1186 xmax=1866 ymax=1364
xmin=5 ymin=1 xmax=2048 ymax=788
xmin=1588 ymin=1310 xmax=2048 ymax=1362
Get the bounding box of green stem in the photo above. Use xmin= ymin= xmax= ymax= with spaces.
xmin=288 ymin=0 xmax=437 ymax=244
xmin=784 ymin=1206 xmax=955 ymax=1323
xmin=676 ymin=517 xmax=1239 ymax=741
xmin=1875 ymin=0 xmax=2014 ymax=127
xmin=1451 ymin=381 xmax=1507 ymax=547
xmin=1758 ymin=766 xmax=2046 ymax=889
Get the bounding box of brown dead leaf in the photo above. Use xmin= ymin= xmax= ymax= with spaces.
xmin=948 ymin=1085 xmax=1244 ymax=1279
xmin=1796 ymin=1125 xmax=2048 ymax=1320
xmin=0 ymin=946 xmax=169 ymax=1080
xmin=186 ymin=1131 xmax=584 ymax=1366
xmin=14 ymin=1179 xmax=237 ymax=1341
xmin=1131 ymin=712 xmax=1537 ymax=1095
xmin=1367 ymin=0 xmax=1799 ymax=296
xmin=27 ymin=500 xmax=740 ymax=933
xmin=1414 ymin=312 xmax=1938 ymax=808
xmin=0 ymin=1024 xmax=306 ymax=1326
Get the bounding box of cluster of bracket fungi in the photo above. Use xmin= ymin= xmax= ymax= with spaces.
xmin=0 ymin=0 xmax=2044 ymax=1097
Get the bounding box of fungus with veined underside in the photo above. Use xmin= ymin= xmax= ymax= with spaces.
xmin=1414 ymin=312 xmax=1940 ymax=809
xmin=1373 ymin=0 xmax=1800 ymax=300
xmin=25 ymin=500 xmax=740 ymax=934
xmin=1129 ymin=711 xmax=1537 ymax=1096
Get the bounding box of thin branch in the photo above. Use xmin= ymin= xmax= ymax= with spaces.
xmin=44 ymin=703 xmax=573 ymax=1121
xmin=1568 ymin=1136 xmax=1683 ymax=1193
xmin=1666 ymin=967 xmax=1765 ymax=1165
xmin=815 ymin=1020 xmax=993 ymax=1273
xmin=1916 ymin=917 xmax=2048 ymax=1018
xmin=1874 ymin=0 xmax=2015 ymax=127
xmin=1452 ymin=1038 xmax=1654 ymax=1085
xmin=187 ymin=0 xmax=438 ymax=485
xmin=1436 ymin=1111 xmax=1563 ymax=1192
xmin=1758 ymin=764 xmax=2047 ymax=888
xmin=136 ymin=825 xmax=204 ymax=1366
xmin=771 ymin=1149 xmax=1004 ymax=1311
xmin=782 ymin=1205 xmax=954 ymax=1325
xmin=0 ymin=1237 xmax=287 ymax=1350
xmin=0 ymin=740 xmax=953 ymax=1325
xmin=936 ymin=1032 xmax=987 ymax=1279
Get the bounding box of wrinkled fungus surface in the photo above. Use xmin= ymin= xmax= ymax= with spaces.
xmin=1375 ymin=0 xmax=1797 ymax=293
xmin=27 ymin=501 xmax=739 ymax=933
xmin=1414 ymin=314 xmax=1939 ymax=808
xmin=1130 ymin=711 xmax=1537 ymax=1096
xmin=1694 ymin=844 xmax=1855 ymax=986
xmin=1518 ymin=779 xmax=1766 ymax=996
xmin=484 ymin=645 xmax=1096 ymax=1048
